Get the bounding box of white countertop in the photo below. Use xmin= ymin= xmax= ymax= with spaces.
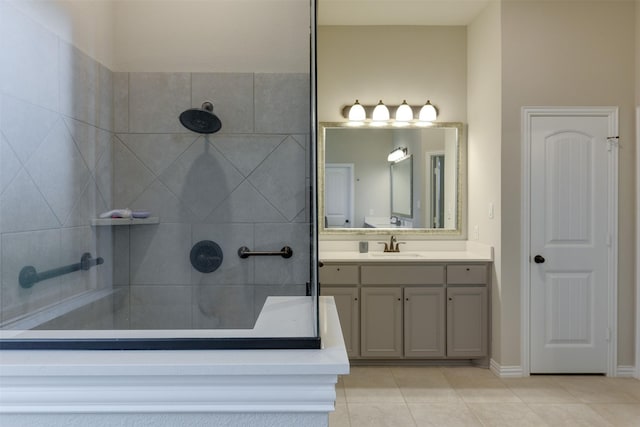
xmin=319 ymin=240 xmax=493 ymax=263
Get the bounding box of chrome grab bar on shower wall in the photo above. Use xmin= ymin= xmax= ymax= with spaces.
xmin=237 ymin=246 xmax=293 ymax=259
xmin=19 ymin=252 xmax=104 ymax=289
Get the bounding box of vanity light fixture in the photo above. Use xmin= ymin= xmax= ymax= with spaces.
xmin=387 ymin=147 xmax=407 ymax=162
xmin=418 ymin=100 xmax=438 ymax=123
xmin=342 ymin=100 xmax=438 ymax=126
xmin=371 ymin=100 xmax=390 ymax=126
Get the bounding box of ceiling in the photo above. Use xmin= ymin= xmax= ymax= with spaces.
xmin=318 ymin=0 xmax=491 ymax=26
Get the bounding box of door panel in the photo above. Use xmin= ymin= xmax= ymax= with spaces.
xmin=530 ymin=114 xmax=610 ymax=373
xmin=325 ymin=164 xmax=353 ymax=227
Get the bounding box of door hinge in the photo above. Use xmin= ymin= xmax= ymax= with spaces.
xmin=606 ymin=234 xmax=611 ymax=247
xmin=605 ymin=327 xmax=611 ymax=342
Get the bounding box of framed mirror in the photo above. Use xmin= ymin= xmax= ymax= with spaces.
xmin=318 ymin=122 xmax=466 ymax=236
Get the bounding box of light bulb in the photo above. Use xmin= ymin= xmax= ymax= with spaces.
xmin=348 ymin=100 xmax=366 ymax=122
xmin=395 ymin=100 xmax=413 ymax=122
xmin=371 ymin=100 xmax=390 ymax=123
xmin=418 ymin=100 xmax=437 ymax=122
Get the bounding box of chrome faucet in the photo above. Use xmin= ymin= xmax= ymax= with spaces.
xmin=379 ymin=235 xmax=405 ymax=252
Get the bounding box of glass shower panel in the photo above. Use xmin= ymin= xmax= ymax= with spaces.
xmin=0 ymin=0 xmax=319 ymax=349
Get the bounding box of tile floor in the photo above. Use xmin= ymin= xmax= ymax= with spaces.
xmin=330 ymin=366 xmax=640 ymax=426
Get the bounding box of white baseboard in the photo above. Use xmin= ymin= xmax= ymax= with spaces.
xmin=615 ymin=365 xmax=636 ymax=378
xmin=490 ymin=359 xmax=524 ymax=377
xmin=490 ymin=360 xmax=635 ymax=378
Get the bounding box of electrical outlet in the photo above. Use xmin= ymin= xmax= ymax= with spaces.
xmin=473 ymin=225 xmax=479 ymax=240
xmin=488 ymin=202 xmax=494 ymax=219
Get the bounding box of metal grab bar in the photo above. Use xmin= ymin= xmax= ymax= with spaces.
xmin=237 ymin=246 xmax=293 ymax=259
xmin=19 ymin=252 xmax=104 ymax=289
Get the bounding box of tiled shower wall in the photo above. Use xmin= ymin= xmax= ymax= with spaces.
xmin=112 ymin=72 xmax=311 ymax=329
xmin=0 ymin=2 xmax=311 ymax=330
xmin=0 ymin=3 xmax=113 ymax=326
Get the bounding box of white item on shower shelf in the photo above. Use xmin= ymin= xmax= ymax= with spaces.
xmin=99 ymin=208 xmax=132 ymax=219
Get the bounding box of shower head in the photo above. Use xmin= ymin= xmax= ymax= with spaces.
xmin=179 ymin=101 xmax=222 ymax=134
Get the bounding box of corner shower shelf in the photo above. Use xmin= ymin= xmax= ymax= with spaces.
xmin=90 ymin=217 xmax=159 ymax=226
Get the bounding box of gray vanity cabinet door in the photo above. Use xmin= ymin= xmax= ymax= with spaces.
xmin=446 ymin=287 xmax=488 ymax=357
xmin=404 ymin=287 xmax=445 ymax=358
xmin=360 ymin=287 xmax=402 ymax=358
xmin=323 ymin=287 xmax=360 ymax=358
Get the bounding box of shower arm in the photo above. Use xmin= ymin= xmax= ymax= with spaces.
xmin=237 ymin=246 xmax=293 ymax=259
xmin=18 ymin=252 xmax=104 ymax=289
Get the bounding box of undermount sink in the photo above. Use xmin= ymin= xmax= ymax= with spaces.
xmin=368 ymin=252 xmax=423 ymax=258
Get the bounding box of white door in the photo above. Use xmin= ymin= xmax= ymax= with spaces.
xmin=324 ymin=163 xmax=354 ymax=228
xmin=529 ymin=112 xmax=615 ymax=373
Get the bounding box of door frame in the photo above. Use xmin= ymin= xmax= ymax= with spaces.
xmin=636 ymin=106 xmax=640 ymax=379
xmin=521 ymin=106 xmax=619 ymax=376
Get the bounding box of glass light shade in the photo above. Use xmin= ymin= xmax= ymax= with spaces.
xmin=348 ymin=100 xmax=366 ymax=121
xmin=387 ymin=147 xmax=407 ymax=162
xmin=418 ymin=100 xmax=437 ymax=122
xmin=395 ymin=100 xmax=413 ymax=122
xmin=372 ymin=100 xmax=390 ymax=122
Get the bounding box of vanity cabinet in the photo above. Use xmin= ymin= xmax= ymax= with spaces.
xmin=323 ymin=286 xmax=360 ymax=357
xmin=319 ymin=264 xmax=360 ymax=358
xmin=320 ymin=261 xmax=489 ymax=361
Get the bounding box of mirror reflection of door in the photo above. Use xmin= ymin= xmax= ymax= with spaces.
xmin=430 ymin=154 xmax=445 ymax=228
xmin=325 ymin=163 xmax=354 ymax=228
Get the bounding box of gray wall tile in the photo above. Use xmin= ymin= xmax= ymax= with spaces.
xmin=249 ymin=136 xmax=306 ymax=221
xmin=64 ymin=118 xmax=112 ymax=175
xmin=254 ymin=73 xmax=310 ymax=134
xmin=0 ymin=95 xmax=60 ymax=165
xmin=0 ymin=131 xmax=20 ymax=195
xmin=59 ymin=41 xmax=99 ymax=126
xmin=159 ymin=138 xmax=244 ymax=220
xmin=205 ymin=181 xmax=286 ymax=223
xmin=130 ymin=179 xmax=197 ymax=224
xmin=212 ymin=134 xmax=284 ymax=177
xmin=25 ymin=119 xmax=91 ymax=224
xmin=0 ymin=168 xmax=59 ymax=233
xmin=129 ymin=72 xmax=191 ymax=133
xmin=112 ymin=136 xmax=155 ymax=207
xmin=130 ymin=223 xmax=191 ymax=285
xmin=112 ymin=227 xmax=130 ymax=286
xmin=113 ymin=72 xmax=129 ymax=133
xmin=118 ymin=133 xmax=197 ymax=176
xmin=191 ymin=73 xmax=254 ymax=134
xmin=97 ymin=63 xmax=113 ymax=131
xmin=0 ymin=3 xmax=59 ymax=111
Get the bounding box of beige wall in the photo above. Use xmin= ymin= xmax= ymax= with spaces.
xmin=317 ymin=26 xmax=467 ymax=123
xmin=501 ymin=0 xmax=637 ymax=366
xmin=113 ymin=0 xmax=309 ymax=72
xmin=467 ymin=1 xmax=503 ymax=366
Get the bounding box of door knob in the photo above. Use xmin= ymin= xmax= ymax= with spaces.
xmin=534 ymin=255 xmax=545 ymax=264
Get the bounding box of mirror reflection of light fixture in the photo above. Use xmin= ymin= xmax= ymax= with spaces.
xmin=418 ymin=100 xmax=438 ymax=122
xmin=394 ymin=100 xmax=413 ymax=125
xmin=348 ymin=99 xmax=366 ymax=122
xmin=371 ymin=100 xmax=390 ymax=125
xmin=387 ymin=147 xmax=407 ymax=162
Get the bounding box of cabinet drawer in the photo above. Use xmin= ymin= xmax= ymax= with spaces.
xmin=319 ymin=264 xmax=359 ymax=284
xmin=447 ymin=264 xmax=487 ymax=285
xmin=361 ymin=265 xmax=444 ymax=285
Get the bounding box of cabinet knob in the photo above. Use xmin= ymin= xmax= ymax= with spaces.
xmin=397 ymin=298 xmax=401 ymax=301
xmin=405 ymin=297 xmax=409 ymax=301
xmin=448 ymin=297 xmax=453 ymax=301
xmin=354 ymin=298 xmax=358 ymax=301
xmin=466 ymin=268 xmax=470 ymax=271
